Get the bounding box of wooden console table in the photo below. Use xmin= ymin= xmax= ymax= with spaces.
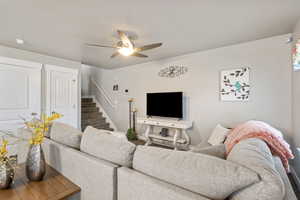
xmin=0 ymin=164 xmax=80 ymax=200
xmin=137 ymin=117 xmax=193 ymax=150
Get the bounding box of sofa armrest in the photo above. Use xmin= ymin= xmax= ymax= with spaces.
xmin=43 ymin=138 xmax=118 ymax=200
xmin=189 ymin=144 xmax=226 ymax=159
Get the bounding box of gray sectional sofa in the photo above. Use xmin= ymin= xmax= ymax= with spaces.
xmin=37 ymin=123 xmax=297 ymax=200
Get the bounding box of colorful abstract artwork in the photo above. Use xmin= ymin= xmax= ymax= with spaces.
xmin=220 ymin=67 xmax=250 ymax=101
xmin=293 ymin=39 xmax=300 ymax=70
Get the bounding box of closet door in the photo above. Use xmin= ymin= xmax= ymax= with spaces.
xmin=0 ymin=57 xmax=42 ymax=131
xmin=45 ymin=65 xmax=79 ymax=128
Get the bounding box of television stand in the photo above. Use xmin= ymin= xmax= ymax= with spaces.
xmin=137 ymin=117 xmax=193 ymax=150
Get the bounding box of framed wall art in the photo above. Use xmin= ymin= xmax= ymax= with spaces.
xmin=220 ymin=67 xmax=250 ymax=101
xmin=293 ymin=39 xmax=300 ymax=71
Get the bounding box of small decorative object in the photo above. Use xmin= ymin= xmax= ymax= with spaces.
xmin=26 ymin=144 xmax=46 ymax=181
xmin=159 ymin=128 xmax=169 ymax=137
xmin=23 ymin=112 xmax=62 ymax=181
xmin=128 ymin=99 xmax=133 ymax=129
xmin=158 ymin=65 xmax=188 ymax=78
xmin=0 ymin=138 xmax=17 ymax=189
xmin=113 ymin=84 xmax=119 ymax=91
xmin=293 ymin=39 xmax=300 ymax=70
xmin=132 ymin=108 xmax=137 ymax=133
xmin=127 ymin=99 xmax=138 ymax=141
xmin=220 ymin=67 xmax=250 ymax=101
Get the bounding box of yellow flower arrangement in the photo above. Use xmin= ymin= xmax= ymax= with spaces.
xmin=25 ymin=112 xmax=62 ymax=145
xmin=0 ymin=139 xmax=8 ymax=163
xmin=0 ymin=137 xmax=17 ymax=167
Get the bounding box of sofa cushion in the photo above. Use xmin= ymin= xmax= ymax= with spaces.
xmin=227 ymin=138 xmax=285 ymax=200
xmin=133 ymin=146 xmax=259 ymax=200
xmin=80 ymin=126 xmax=136 ymax=167
xmin=50 ymin=122 xmax=82 ymax=149
xmin=118 ymin=167 xmax=210 ymax=200
xmin=190 ymin=144 xmax=226 ymax=159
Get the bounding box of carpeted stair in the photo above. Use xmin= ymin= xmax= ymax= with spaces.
xmin=81 ymin=98 xmax=114 ymax=132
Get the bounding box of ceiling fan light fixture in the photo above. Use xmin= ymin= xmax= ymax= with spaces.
xmin=118 ymin=47 xmax=134 ymax=56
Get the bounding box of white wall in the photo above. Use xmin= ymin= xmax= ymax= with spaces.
xmin=89 ymin=34 xmax=292 ymax=145
xmin=81 ymin=65 xmax=93 ymax=96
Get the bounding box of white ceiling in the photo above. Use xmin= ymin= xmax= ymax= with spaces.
xmin=0 ymin=0 xmax=300 ymax=69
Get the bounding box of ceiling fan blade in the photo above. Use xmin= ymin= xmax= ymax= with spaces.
xmin=135 ymin=43 xmax=162 ymax=52
xmin=85 ymin=44 xmax=117 ymax=49
xmin=117 ymin=30 xmax=133 ymax=48
xmin=111 ymin=52 xmax=120 ymax=58
xmin=132 ymin=53 xmax=148 ymax=58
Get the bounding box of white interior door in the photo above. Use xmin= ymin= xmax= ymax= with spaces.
xmin=45 ymin=65 xmax=79 ymax=128
xmin=0 ymin=57 xmax=42 ymax=131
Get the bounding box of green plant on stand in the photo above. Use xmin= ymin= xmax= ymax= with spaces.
xmin=126 ymin=128 xmax=137 ymax=141
xmin=127 ymin=99 xmax=138 ymax=141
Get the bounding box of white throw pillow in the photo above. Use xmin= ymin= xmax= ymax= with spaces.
xmin=208 ymin=124 xmax=230 ymax=146
xmin=50 ymin=122 xmax=83 ymax=149
xmin=81 ymin=126 xmax=136 ymax=167
xmin=84 ymin=126 xmax=127 ymax=140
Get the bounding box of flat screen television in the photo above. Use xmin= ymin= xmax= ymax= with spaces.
xmin=147 ymin=92 xmax=183 ymax=119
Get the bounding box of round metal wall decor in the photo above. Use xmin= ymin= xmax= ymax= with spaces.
xmin=158 ymin=65 xmax=188 ymax=78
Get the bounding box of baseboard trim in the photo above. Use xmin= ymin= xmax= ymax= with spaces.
xmin=291 ymin=166 xmax=300 ymax=191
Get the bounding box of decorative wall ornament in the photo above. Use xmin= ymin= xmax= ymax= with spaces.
xmin=293 ymin=39 xmax=300 ymax=70
xmin=158 ymin=65 xmax=188 ymax=78
xmin=220 ymin=67 xmax=250 ymax=101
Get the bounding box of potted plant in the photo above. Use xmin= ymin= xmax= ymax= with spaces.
xmin=127 ymin=99 xmax=138 ymax=141
xmin=126 ymin=128 xmax=137 ymax=141
xmin=23 ymin=112 xmax=62 ymax=181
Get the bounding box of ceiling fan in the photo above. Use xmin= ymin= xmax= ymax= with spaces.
xmin=86 ymin=30 xmax=162 ymax=58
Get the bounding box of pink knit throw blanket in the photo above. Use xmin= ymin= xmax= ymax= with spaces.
xmin=224 ymin=121 xmax=294 ymax=172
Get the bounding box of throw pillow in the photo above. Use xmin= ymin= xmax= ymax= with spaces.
xmin=81 ymin=126 xmax=136 ymax=167
xmin=208 ymin=124 xmax=230 ymax=145
xmin=50 ymin=122 xmax=83 ymax=149
xmin=190 ymin=144 xmax=226 ymax=159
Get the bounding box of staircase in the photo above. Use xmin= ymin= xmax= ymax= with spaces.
xmin=81 ymin=98 xmax=114 ymax=132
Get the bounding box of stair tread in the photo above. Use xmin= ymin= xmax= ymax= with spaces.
xmin=82 ymin=112 xmax=103 ymax=116
xmin=82 ymin=99 xmax=93 ymax=103
xmin=82 ymin=119 xmax=106 ymax=123
xmin=81 ymin=102 xmax=96 ymax=107
xmin=82 ymin=108 xmax=99 ymax=113
xmin=82 ymin=122 xmax=109 ymax=126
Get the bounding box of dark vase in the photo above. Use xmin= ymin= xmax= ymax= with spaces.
xmin=26 ymin=144 xmax=46 ymax=181
xmin=0 ymin=162 xmax=14 ymax=189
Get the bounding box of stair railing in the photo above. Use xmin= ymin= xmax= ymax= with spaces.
xmin=90 ymin=78 xmax=116 ymax=109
